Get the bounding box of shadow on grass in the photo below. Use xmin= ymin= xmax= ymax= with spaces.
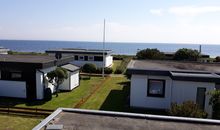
xmin=100 ymin=81 xmax=130 ymax=112
xmin=100 ymin=81 xmax=168 ymax=115
xmin=0 ymin=97 xmax=49 ymax=107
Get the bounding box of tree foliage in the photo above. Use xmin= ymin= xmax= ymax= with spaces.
xmin=169 ymin=101 xmax=207 ymax=118
xmin=82 ymin=63 xmax=97 ymax=73
xmin=215 ymin=56 xmax=220 ymax=62
xmin=136 ymin=48 xmax=165 ymax=60
xmin=173 ymin=48 xmax=200 ymax=61
xmin=47 ymin=67 xmax=68 ymax=97
xmin=208 ymin=90 xmax=220 ymax=119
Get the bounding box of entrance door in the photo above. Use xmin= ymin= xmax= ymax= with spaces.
xmin=196 ymin=87 xmax=206 ymax=110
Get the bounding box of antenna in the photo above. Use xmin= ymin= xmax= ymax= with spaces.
xmin=102 ymin=19 xmax=106 ymax=78
xmin=199 ymin=44 xmax=202 ymax=54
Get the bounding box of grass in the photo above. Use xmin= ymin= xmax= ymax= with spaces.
xmin=80 ymin=76 xmax=168 ymax=115
xmin=112 ymin=60 xmax=122 ymax=72
xmin=80 ymin=77 xmax=130 ymax=112
xmin=0 ymin=77 xmax=104 ymax=110
xmin=8 ymin=51 xmax=47 ymax=55
xmin=0 ymin=114 xmax=42 ymax=130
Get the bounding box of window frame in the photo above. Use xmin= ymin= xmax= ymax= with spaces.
xmin=147 ymin=79 xmax=165 ymax=98
xmin=88 ymin=56 xmax=94 ymax=61
xmin=11 ymin=71 xmax=22 ymax=79
xmin=79 ymin=55 xmax=84 ymax=61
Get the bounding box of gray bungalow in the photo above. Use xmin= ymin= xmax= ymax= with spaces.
xmin=0 ymin=54 xmax=78 ymax=100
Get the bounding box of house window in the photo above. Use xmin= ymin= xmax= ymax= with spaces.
xmin=88 ymin=56 xmax=94 ymax=61
xmin=147 ymin=79 xmax=165 ymax=97
xmin=11 ymin=71 xmax=22 ymax=79
xmin=79 ymin=56 xmax=84 ymax=61
xmin=84 ymin=56 xmax=88 ymax=61
xmin=75 ymin=55 xmax=78 ymax=61
xmin=94 ymin=56 xmax=103 ymax=61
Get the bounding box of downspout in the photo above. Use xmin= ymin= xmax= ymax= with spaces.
xmin=37 ymin=69 xmax=45 ymax=99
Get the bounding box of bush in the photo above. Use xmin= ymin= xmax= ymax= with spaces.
xmin=136 ymin=48 xmax=165 ymax=60
xmin=104 ymin=67 xmax=113 ymax=74
xmin=173 ymin=48 xmax=200 ymax=61
xmin=169 ymin=101 xmax=207 ymax=118
xmin=114 ymin=67 xmax=123 ymax=74
xmin=96 ymin=68 xmax=102 ymax=74
xmin=208 ymin=90 xmax=220 ymax=119
xmin=82 ymin=63 xmax=97 ymax=73
xmin=215 ymin=56 xmax=220 ymax=62
xmin=44 ymin=88 xmax=52 ymax=101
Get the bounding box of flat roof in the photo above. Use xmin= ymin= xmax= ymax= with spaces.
xmin=127 ymin=60 xmax=220 ymax=82
xmin=127 ymin=60 xmax=220 ymax=73
xmin=33 ymin=108 xmax=220 ymax=130
xmin=46 ymin=48 xmax=113 ymax=55
xmin=0 ymin=54 xmax=74 ymax=69
xmin=61 ymin=63 xmax=80 ymax=72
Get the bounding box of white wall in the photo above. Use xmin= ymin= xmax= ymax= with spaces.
xmin=36 ymin=66 xmax=56 ymax=100
xmin=70 ymin=71 xmax=79 ymax=89
xmin=48 ymin=53 xmax=113 ymax=68
xmin=172 ymin=80 xmax=214 ymax=117
xmin=0 ymin=80 xmax=26 ymax=98
xmin=70 ymin=55 xmax=112 ymax=68
xmin=130 ymin=74 xmax=172 ymax=109
xmin=59 ymin=70 xmax=79 ymax=90
xmin=105 ymin=55 xmax=113 ymax=67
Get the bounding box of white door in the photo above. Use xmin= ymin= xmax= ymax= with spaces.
xmin=0 ymin=80 xmax=26 ymax=98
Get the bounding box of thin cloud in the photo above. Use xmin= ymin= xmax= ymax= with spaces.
xmin=169 ymin=6 xmax=220 ymax=16
xmin=149 ymin=9 xmax=163 ymax=16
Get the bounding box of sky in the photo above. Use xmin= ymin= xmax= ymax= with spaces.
xmin=0 ymin=0 xmax=220 ymax=44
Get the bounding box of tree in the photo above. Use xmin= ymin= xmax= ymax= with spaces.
xmin=173 ymin=48 xmax=200 ymax=61
xmin=215 ymin=56 xmax=220 ymax=62
xmin=208 ymin=90 xmax=220 ymax=119
xmin=169 ymin=101 xmax=207 ymax=118
xmin=82 ymin=63 xmax=97 ymax=73
xmin=136 ymin=48 xmax=165 ymax=60
xmin=47 ymin=67 xmax=68 ymax=97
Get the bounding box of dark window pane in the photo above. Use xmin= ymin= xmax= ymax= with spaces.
xmin=147 ymin=79 xmax=165 ymax=97
xmin=84 ymin=56 xmax=88 ymax=61
xmin=75 ymin=55 xmax=78 ymax=60
xmin=94 ymin=56 xmax=103 ymax=61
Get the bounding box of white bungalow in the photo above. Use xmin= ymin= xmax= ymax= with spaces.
xmin=0 ymin=46 xmax=10 ymax=54
xmin=0 ymin=54 xmax=78 ymax=100
xmin=46 ymin=48 xmax=113 ymax=68
xmin=127 ymin=60 xmax=220 ymax=117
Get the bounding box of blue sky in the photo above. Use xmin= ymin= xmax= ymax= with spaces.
xmin=0 ymin=0 xmax=220 ymax=44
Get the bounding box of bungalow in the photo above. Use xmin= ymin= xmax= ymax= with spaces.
xmin=0 ymin=46 xmax=10 ymax=54
xmin=45 ymin=48 xmax=113 ymax=68
xmin=127 ymin=60 xmax=220 ymax=117
xmin=0 ymin=54 xmax=78 ymax=100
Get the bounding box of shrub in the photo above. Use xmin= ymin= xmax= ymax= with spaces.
xmin=173 ymin=48 xmax=200 ymax=61
xmin=104 ymin=67 xmax=113 ymax=74
xmin=114 ymin=67 xmax=123 ymax=74
xmin=215 ymin=56 xmax=220 ymax=62
xmin=44 ymin=88 xmax=52 ymax=101
xmin=136 ymin=48 xmax=165 ymax=60
xmin=169 ymin=101 xmax=207 ymax=118
xmin=208 ymin=90 xmax=220 ymax=119
xmin=82 ymin=63 xmax=97 ymax=73
xmin=96 ymin=68 xmax=102 ymax=74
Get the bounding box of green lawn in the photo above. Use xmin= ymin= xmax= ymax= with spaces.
xmin=0 ymin=77 xmax=104 ymax=110
xmin=80 ymin=77 xmax=130 ymax=112
xmin=0 ymin=114 xmax=42 ymax=130
xmin=112 ymin=60 xmax=122 ymax=72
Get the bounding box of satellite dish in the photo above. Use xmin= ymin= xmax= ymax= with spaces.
xmin=55 ymin=52 xmax=62 ymax=60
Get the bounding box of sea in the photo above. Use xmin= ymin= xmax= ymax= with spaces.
xmin=0 ymin=40 xmax=220 ymax=57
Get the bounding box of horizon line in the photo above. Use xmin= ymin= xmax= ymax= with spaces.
xmin=0 ymin=39 xmax=219 ymax=45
